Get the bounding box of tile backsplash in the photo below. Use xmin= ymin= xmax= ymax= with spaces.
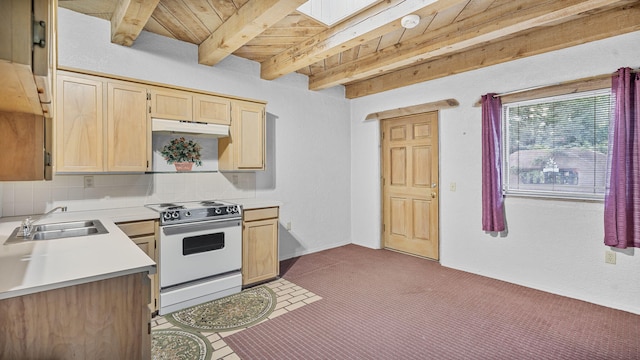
xmin=0 ymin=172 xmax=255 ymax=217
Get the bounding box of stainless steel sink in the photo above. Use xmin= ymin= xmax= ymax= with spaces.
xmin=4 ymin=219 xmax=109 ymax=244
xmin=33 ymin=220 xmax=100 ymax=232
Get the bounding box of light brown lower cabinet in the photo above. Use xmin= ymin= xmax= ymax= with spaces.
xmin=243 ymin=207 xmax=279 ymax=286
xmin=0 ymin=273 xmax=151 ymax=359
xmin=117 ymin=219 xmax=159 ymax=314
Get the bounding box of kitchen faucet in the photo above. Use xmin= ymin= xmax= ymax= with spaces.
xmin=20 ymin=206 xmax=68 ymax=238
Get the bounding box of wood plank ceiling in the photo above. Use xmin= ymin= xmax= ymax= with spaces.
xmin=58 ymin=0 xmax=640 ymax=98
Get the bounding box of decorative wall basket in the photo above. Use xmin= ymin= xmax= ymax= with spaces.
xmin=174 ymin=162 xmax=194 ymax=172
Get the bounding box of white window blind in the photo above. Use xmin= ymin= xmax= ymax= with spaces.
xmin=503 ymin=89 xmax=611 ymax=200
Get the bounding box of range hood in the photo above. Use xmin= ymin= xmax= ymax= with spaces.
xmin=152 ymin=118 xmax=229 ymax=137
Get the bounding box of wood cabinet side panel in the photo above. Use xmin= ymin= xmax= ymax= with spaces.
xmin=0 ymin=0 xmax=31 ymax=65
xmin=0 ymin=112 xmax=44 ymax=180
xmin=0 ymin=273 xmax=150 ymax=359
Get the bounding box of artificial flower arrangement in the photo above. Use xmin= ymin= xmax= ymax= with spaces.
xmin=160 ymin=137 xmax=203 ymax=168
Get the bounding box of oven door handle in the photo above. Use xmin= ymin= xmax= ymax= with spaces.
xmin=162 ymin=219 xmax=241 ymax=236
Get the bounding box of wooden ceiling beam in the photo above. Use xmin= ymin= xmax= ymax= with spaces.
xmin=310 ymin=0 xmax=635 ymax=91
xmin=111 ymin=0 xmax=160 ymax=46
xmin=259 ymin=0 xmax=469 ymax=81
xmin=345 ymin=5 xmax=640 ymax=98
xmin=198 ymin=0 xmax=307 ymax=66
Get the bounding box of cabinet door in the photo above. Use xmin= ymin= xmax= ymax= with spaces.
xmin=107 ymin=81 xmax=148 ymax=172
xmin=242 ymin=218 xmax=279 ymax=286
xmin=56 ymin=74 xmax=104 ymax=172
xmin=132 ymin=235 xmax=158 ymax=313
xmin=193 ymin=94 xmax=231 ymax=125
xmin=150 ymin=88 xmax=192 ymax=121
xmin=118 ymin=220 xmax=158 ymax=314
xmin=236 ymin=101 xmax=265 ymax=169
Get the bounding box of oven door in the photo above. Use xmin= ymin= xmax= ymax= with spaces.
xmin=159 ymin=218 xmax=241 ymax=289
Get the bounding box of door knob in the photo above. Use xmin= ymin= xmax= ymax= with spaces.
xmin=431 ymin=192 xmax=436 ymax=198
xmin=431 ymin=183 xmax=437 ymax=188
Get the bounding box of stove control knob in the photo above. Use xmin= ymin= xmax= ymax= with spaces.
xmin=215 ymin=208 xmax=222 ymax=215
xmin=171 ymin=212 xmax=180 ymax=219
xmin=163 ymin=212 xmax=172 ymax=220
xmin=185 ymin=211 xmax=191 ymax=217
xmin=226 ymin=206 xmax=234 ymax=213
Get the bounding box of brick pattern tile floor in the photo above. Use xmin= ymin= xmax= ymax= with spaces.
xmin=151 ymin=279 xmax=321 ymax=360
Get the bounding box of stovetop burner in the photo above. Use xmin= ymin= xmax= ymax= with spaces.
xmin=146 ymin=200 xmax=242 ymax=225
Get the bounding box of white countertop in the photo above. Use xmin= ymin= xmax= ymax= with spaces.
xmin=0 ymin=207 xmax=159 ymax=300
xmin=227 ymin=198 xmax=282 ymax=210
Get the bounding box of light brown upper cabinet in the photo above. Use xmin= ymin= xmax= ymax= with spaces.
xmin=219 ymin=100 xmax=266 ymax=171
xmin=149 ymin=88 xmax=192 ymax=121
xmin=151 ymin=88 xmax=231 ymax=125
xmin=193 ymin=94 xmax=231 ymax=125
xmin=56 ymin=72 xmax=148 ymax=173
xmin=106 ymin=82 xmax=149 ymax=172
xmin=56 ymin=73 xmax=104 ymax=172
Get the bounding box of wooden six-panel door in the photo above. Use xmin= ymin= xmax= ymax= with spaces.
xmin=382 ymin=112 xmax=439 ymax=260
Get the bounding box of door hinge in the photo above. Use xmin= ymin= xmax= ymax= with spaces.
xmin=381 ymin=131 xmax=385 ymax=140
xmin=148 ymin=105 xmax=151 ymax=114
xmin=148 ymin=322 xmax=151 ymax=335
xmin=147 ymin=92 xmax=151 ymax=100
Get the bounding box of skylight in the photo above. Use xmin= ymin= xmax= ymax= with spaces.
xmin=297 ymin=0 xmax=380 ymax=26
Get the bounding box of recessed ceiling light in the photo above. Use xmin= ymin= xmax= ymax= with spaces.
xmin=401 ymin=14 xmax=420 ymax=29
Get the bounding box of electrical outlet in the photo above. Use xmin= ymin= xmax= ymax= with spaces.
xmin=286 ymin=222 xmax=292 ymax=231
xmin=605 ymin=250 xmax=616 ymax=264
xmin=449 ymin=182 xmax=457 ymax=192
xmin=84 ymin=176 xmax=94 ymax=188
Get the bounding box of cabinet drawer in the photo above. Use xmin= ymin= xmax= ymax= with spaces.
xmin=243 ymin=207 xmax=278 ymax=222
xmin=117 ymin=220 xmax=155 ymax=237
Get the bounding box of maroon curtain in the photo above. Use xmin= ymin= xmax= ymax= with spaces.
xmin=482 ymin=93 xmax=506 ymax=232
xmin=604 ymin=68 xmax=640 ymax=248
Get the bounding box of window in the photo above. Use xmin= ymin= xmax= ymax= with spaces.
xmin=503 ymin=89 xmax=611 ymax=199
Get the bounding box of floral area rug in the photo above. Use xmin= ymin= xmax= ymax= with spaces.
xmin=151 ymin=329 xmax=212 ymax=360
xmin=166 ymin=285 xmax=277 ymax=333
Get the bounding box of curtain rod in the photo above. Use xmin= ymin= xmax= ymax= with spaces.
xmin=493 ymin=68 xmax=637 ymax=97
xmin=492 ymin=82 xmax=562 ymax=98
xmin=473 ymin=73 xmax=613 ymax=107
